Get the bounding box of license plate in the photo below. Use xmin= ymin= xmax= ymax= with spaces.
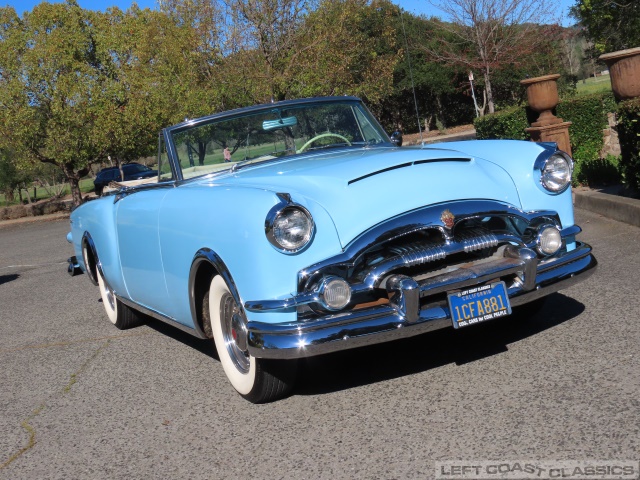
xmin=448 ymin=282 xmax=512 ymax=329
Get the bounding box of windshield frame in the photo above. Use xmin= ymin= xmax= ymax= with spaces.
xmin=163 ymin=96 xmax=393 ymax=183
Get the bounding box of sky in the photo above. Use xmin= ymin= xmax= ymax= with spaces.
xmin=3 ymin=0 xmax=578 ymax=25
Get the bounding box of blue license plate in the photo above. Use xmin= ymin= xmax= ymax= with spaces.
xmin=448 ymin=282 xmax=512 ymax=329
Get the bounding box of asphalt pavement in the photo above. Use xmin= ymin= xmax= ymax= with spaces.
xmin=0 ymin=209 xmax=638 ymax=479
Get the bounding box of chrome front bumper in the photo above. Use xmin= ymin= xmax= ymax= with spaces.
xmin=246 ymin=242 xmax=597 ymax=359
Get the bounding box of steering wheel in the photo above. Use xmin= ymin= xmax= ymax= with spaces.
xmin=297 ymin=133 xmax=352 ymax=153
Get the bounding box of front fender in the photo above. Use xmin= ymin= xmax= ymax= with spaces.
xmin=70 ymin=197 xmax=126 ymax=295
xmin=441 ymin=140 xmax=575 ymax=228
xmin=158 ymin=184 xmax=343 ymax=326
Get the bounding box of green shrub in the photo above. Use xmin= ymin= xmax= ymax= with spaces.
xmin=579 ymin=155 xmax=622 ymax=186
xmin=556 ymin=93 xmax=616 ymax=183
xmin=474 ymin=106 xmax=528 ymax=140
xmin=475 ymin=92 xmax=617 ymax=185
xmin=617 ymin=98 xmax=640 ymax=191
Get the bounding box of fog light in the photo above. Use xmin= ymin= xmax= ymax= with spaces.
xmin=319 ymin=276 xmax=351 ymax=310
xmin=537 ymin=225 xmax=562 ymax=255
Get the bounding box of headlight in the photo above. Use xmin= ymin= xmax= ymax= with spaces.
xmin=266 ymin=202 xmax=314 ymax=253
xmin=539 ymin=152 xmax=573 ymax=193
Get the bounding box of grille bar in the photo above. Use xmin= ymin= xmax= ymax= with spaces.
xmin=458 ymin=228 xmax=500 ymax=252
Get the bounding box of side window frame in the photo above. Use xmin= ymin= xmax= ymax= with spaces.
xmin=158 ymin=131 xmax=176 ymax=182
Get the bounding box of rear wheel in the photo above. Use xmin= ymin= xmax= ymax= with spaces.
xmin=208 ymin=275 xmax=296 ymax=403
xmin=96 ymin=267 xmax=143 ymax=329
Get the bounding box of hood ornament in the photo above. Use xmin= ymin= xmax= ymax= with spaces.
xmin=440 ymin=209 xmax=455 ymax=229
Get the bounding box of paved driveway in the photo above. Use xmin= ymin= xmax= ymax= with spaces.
xmin=0 ymin=210 xmax=638 ymax=479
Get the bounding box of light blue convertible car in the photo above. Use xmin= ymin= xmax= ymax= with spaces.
xmin=67 ymin=96 xmax=597 ymax=402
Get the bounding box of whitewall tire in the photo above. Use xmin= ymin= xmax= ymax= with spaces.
xmin=208 ymin=275 xmax=296 ymax=403
xmin=96 ymin=267 xmax=143 ymax=330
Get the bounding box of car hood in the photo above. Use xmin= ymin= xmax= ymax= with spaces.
xmin=199 ymin=146 xmax=521 ymax=247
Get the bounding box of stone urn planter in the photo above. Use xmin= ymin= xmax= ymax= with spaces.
xmin=520 ymin=74 xmax=563 ymax=127
xmin=521 ymin=73 xmax=572 ymax=155
xmin=599 ymin=47 xmax=640 ymax=101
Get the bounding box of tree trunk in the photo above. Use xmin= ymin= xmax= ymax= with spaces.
xmin=23 ymin=184 xmax=33 ymax=205
xmin=198 ymin=141 xmax=207 ymax=166
xmin=483 ymin=68 xmax=495 ymax=114
xmin=69 ymin=177 xmax=83 ymax=206
xmin=5 ymin=188 xmax=15 ymax=204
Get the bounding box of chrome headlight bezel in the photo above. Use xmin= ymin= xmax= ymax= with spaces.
xmin=534 ymin=149 xmax=574 ymax=194
xmin=265 ymin=197 xmax=315 ymax=254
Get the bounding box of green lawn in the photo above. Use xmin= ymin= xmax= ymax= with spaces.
xmin=575 ymin=75 xmax=612 ymax=95
xmin=0 ymin=178 xmax=95 ymax=206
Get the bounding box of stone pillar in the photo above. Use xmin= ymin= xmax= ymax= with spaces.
xmin=520 ymin=74 xmax=572 ymax=155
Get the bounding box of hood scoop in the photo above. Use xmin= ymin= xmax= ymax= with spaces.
xmin=348 ymin=157 xmax=472 ymax=185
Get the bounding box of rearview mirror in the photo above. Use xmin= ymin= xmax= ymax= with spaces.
xmin=263 ymin=116 xmax=298 ymax=131
xmin=389 ymin=130 xmax=403 ymax=147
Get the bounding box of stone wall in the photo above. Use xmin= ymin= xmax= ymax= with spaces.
xmin=0 ymin=199 xmax=72 ymax=221
xmin=601 ymin=112 xmax=621 ymax=158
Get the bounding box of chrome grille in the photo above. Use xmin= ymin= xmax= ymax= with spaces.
xmin=388 ymin=242 xmax=447 ymax=266
xmin=457 ymin=228 xmax=500 ymax=253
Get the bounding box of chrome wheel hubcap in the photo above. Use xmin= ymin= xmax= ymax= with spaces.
xmin=220 ymin=292 xmax=250 ymax=373
xmin=102 ymin=278 xmax=116 ymax=311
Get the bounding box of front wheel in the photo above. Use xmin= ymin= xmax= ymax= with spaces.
xmin=96 ymin=267 xmax=143 ymax=329
xmin=208 ymin=275 xmax=296 ymax=403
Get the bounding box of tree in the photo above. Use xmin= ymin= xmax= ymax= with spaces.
xmin=216 ymin=0 xmax=315 ymax=102
xmin=373 ymin=9 xmax=473 ymax=133
xmin=290 ymin=0 xmax=398 ymax=103
xmin=0 ymin=2 xmax=206 ymax=205
xmin=0 ymin=150 xmax=25 ymax=204
xmin=570 ymin=0 xmax=640 ymax=54
xmin=0 ymin=2 xmax=115 ymax=205
xmin=91 ymin=6 xmax=206 ymax=167
xmin=426 ymin=0 xmax=561 ymax=114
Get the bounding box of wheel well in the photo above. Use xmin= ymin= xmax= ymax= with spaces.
xmin=81 ymin=234 xmax=99 ymax=286
xmin=193 ymin=261 xmax=218 ymax=339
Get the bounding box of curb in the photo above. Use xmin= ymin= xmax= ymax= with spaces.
xmin=0 ymin=211 xmax=70 ymax=229
xmin=405 ymin=129 xmax=476 ymax=146
xmin=574 ymin=188 xmax=640 ymax=227
xmin=422 ymin=130 xmax=476 ymax=144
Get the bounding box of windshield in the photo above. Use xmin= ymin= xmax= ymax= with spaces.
xmin=169 ymin=100 xmax=389 ymax=180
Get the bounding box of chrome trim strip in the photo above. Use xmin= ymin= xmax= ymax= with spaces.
xmin=117 ymin=295 xmax=204 ymax=338
xmin=246 ymin=243 xmax=596 ymax=359
xmin=188 ymin=248 xmax=246 ymax=339
xmin=560 ymin=224 xmax=581 ymax=238
xmin=112 ymin=182 xmax=174 ymax=203
xmin=81 ymin=231 xmax=99 ymax=286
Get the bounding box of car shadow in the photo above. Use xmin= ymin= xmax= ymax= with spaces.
xmin=0 ymin=273 xmax=19 ymax=286
xmin=130 ymin=292 xmax=584 ymax=398
xmin=143 ymin=317 xmax=219 ymax=360
xmin=295 ymin=293 xmax=585 ymax=396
